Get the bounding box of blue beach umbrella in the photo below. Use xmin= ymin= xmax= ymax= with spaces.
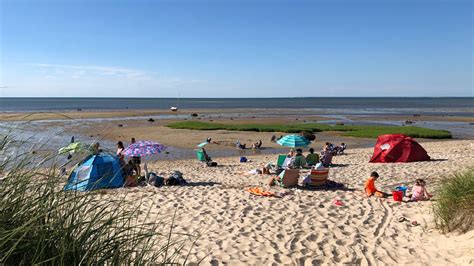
xmin=277 ymin=135 xmax=310 ymax=148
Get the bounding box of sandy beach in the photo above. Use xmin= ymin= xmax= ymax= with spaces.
xmin=94 ymin=140 xmax=473 ymax=265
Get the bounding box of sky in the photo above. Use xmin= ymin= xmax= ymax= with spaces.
xmin=0 ymin=0 xmax=472 ymax=97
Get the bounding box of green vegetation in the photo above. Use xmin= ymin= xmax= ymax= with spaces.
xmin=0 ymin=135 xmax=198 ymax=264
xmin=167 ymin=121 xmax=452 ymax=139
xmin=433 ymin=168 xmax=474 ymax=233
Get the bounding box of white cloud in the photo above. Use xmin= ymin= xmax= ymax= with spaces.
xmin=32 ymin=63 xmax=150 ymax=80
xmin=5 ymin=62 xmax=207 ymax=97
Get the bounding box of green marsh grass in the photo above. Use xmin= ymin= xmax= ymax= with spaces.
xmin=0 ymin=135 xmax=199 ymax=264
xmin=433 ymin=168 xmax=474 ymax=233
xmin=167 ymin=121 xmax=452 ymax=139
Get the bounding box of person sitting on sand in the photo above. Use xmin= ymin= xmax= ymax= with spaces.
xmin=281 ymin=149 xmax=295 ymax=169
xmin=251 ymin=140 xmax=262 ymax=149
xmin=270 ymin=135 xmax=276 ymax=142
xmin=236 ymin=141 xmax=246 ymax=149
xmin=336 ymin=142 xmax=347 ymax=154
xmin=364 ymin=171 xmax=387 ymax=197
xmin=292 ymin=148 xmax=306 ymax=168
xmin=91 ymin=142 xmax=102 ymax=155
xmin=320 ymin=146 xmax=334 ymax=167
xmin=411 ymin=179 xmax=432 ymax=201
xmin=306 ymin=148 xmax=319 ymax=166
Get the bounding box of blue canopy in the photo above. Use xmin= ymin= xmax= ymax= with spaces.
xmin=277 ymin=135 xmax=310 ymax=148
xmin=64 ymin=153 xmax=124 ymax=191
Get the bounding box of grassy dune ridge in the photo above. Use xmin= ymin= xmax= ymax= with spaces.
xmin=0 ymin=135 xmax=198 ymax=264
xmin=434 ymin=168 xmax=474 ymax=233
xmin=167 ymin=121 xmax=452 ymax=139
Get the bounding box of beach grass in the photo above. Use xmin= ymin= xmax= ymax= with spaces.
xmin=433 ymin=168 xmax=474 ymax=233
xmin=0 ymin=135 xmax=198 ymax=264
xmin=167 ymin=121 xmax=452 ymax=139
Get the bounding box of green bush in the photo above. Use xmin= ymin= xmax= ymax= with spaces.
xmin=166 ymin=121 xmax=452 ymax=139
xmin=433 ymin=168 xmax=474 ymax=233
xmin=0 ymin=135 xmax=198 ymax=264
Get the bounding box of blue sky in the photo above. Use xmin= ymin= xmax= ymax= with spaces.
xmin=1 ymin=0 xmax=472 ymax=97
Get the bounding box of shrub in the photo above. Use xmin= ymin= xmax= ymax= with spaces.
xmin=433 ymin=168 xmax=474 ymax=233
xmin=166 ymin=121 xmax=452 ymax=139
xmin=0 ymin=135 xmax=197 ymax=264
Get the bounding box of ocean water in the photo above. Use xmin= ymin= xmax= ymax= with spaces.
xmin=0 ymin=97 xmax=473 ymax=116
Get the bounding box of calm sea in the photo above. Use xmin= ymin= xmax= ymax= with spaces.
xmin=0 ymin=97 xmax=473 ymax=116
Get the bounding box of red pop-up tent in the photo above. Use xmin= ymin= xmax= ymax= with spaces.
xmin=370 ymin=134 xmax=430 ymax=163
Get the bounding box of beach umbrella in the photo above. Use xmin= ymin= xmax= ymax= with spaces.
xmin=277 ymin=135 xmax=310 ymax=148
xmin=122 ymin=140 xmax=167 ymax=182
xmin=58 ymin=142 xmax=87 ymax=155
xmin=197 ymin=141 xmax=208 ymax=148
xmin=122 ymin=140 xmax=167 ymax=158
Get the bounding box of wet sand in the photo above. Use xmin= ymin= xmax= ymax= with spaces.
xmin=1 ymin=108 xmax=473 ymax=123
xmin=1 ymin=108 xmax=472 ymax=161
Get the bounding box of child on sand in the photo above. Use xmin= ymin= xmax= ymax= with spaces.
xmin=411 ymin=179 xmax=432 ymax=201
xmin=364 ymin=171 xmax=387 ymax=197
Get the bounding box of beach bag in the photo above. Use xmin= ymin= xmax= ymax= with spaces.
xmin=240 ymin=157 xmax=248 ymax=163
xmin=166 ymin=171 xmax=187 ymax=186
xmin=207 ymin=161 xmax=218 ymax=167
xmin=148 ymin=173 xmax=165 ymax=187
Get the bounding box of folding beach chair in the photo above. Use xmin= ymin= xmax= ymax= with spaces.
xmin=195 ymin=149 xmax=207 ymax=162
xmin=276 ymin=169 xmax=299 ymax=188
xmin=276 ymin=154 xmax=287 ymax=168
xmin=308 ymin=168 xmax=329 ymax=187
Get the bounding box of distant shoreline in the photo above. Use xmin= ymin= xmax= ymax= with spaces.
xmin=1 ymin=97 xmax=472 ymax=113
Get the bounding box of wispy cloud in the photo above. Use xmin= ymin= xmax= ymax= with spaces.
xmin=32 ymin=63 xmax=150 ymax=80
xmin=26 ymin=63 xmax=205 ymax=93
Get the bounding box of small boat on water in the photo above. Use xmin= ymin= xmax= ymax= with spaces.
xmin=170 ymin=89 xmax=180 ymax=111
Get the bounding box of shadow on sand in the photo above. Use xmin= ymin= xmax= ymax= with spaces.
xmin=185 ymin=181 xmax=221 ymax=187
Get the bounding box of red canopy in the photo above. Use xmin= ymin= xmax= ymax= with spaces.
xmin=370 ymin=134 xmax=430 ymax=163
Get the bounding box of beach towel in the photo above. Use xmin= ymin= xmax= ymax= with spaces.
xmin=246 ymin=187 xmax=275 ymax=197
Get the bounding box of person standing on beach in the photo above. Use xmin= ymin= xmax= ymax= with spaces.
xmin=130 ymin=138 xmax=141 ymax=176
xmin=116 ymin=141 xmax=126 ymax=166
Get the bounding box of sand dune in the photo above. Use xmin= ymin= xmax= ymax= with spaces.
xmin=99 ymin=140 xmax=473 ymax=265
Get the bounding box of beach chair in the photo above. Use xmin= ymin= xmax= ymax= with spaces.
xmin=276 ymin=169 xmax=299 ymax=188
xmin=276 ymin=155 xmax=287 ymax=168
xmin=196 ymin=149 xmax=207 ymax=162
xmin=308 ymin=168 xmax=329 ymax=187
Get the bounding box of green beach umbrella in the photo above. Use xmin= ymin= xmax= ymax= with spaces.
xmin=277 ymin=135 xmax=310 ymax=148
xmin=58 ymin=142 xmax=87 ymax=155
xmin=197 ymin=141 xmax=208 ymax=148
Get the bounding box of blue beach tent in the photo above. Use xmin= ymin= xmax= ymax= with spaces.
xmin=64 ymin=153 xmax=124 ymax=191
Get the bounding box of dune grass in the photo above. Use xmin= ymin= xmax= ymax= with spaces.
xmin=433 ymin=168 xmax=474 ymax=233
xmin=167 ymin=121 xmax=452 ymax=139
xmin=0 ymin=135 xmax=198 ymax=264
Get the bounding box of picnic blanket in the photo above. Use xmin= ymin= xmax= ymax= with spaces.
xmin=246 ymin=187 xmax=275 ymax=197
